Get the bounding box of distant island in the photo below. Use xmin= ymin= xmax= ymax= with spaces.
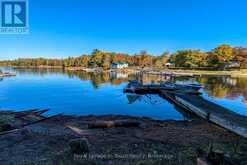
xmin=1 ymin=44 xmax=247 ymax=71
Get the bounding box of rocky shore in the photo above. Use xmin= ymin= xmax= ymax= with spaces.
xmin=0 ymin=110 xmax=247 ymax=165
xmin=66 ymin=67 xmax=247 ymax=77
xmin=3 ymin=65 xmax=247 ymax=77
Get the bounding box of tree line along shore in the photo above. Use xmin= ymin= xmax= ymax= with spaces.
xmin=0 ymin=45 xmax=247 ymax=70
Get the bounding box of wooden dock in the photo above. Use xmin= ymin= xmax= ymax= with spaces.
xmin=160 ymin=91 xmax=247 ymax=138
xmin=124 ymin=82 xmax=247 ymax=138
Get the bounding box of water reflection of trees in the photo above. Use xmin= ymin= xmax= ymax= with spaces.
xmin=196 ymin=77 xmax=247 ymax=103
xmin=126 ymin=94 xmax=193 ymax=120
xmin=65 ymin=71 xmax=133 ymax=89
xmin=67 ymin=71 xmax=247 ymax=104
xmin=12 ymin=68 xmax=65 ymax=76
xmin=9 ymin=68 xmax=247 ymax=103
xmin=126 ymin=94 xmax=164 ymax=105
xmin=138 ymin=74 xmax=173 ymax=84
xmin=136 ymin=74 xmax=247 ymax=104
xmin=12 ymin=68 xmax=132 ymax=89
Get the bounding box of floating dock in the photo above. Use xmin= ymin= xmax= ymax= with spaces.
xmin=125 ymin=82 xmax=247 ymax=138
xmin=124 ymin=82 xmax=202 ymax=95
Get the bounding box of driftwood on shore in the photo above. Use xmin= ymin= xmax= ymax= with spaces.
xmin=14 ymin=109 xmax=49 ymax=118
xmin=88 ymin=120 xmax=141 ymax=129
xmin=0 ymin=110 xmax=61 ymax=136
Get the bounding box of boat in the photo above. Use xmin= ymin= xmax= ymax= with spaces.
xmin=128 ymin=80 xmax=140 ymax=85
xmin=124 ymin=81 xmax=203 ymax=94
xmin=175 ymin=83 xmax=203 ymax=91
xmin=124 ymin=80 xmax=139 ymax=93
xmin=160 ymin=82 xmax=176 ymax=90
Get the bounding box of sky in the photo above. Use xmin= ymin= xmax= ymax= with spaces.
xmin=0 ymin=0 xmax=247 ymax=60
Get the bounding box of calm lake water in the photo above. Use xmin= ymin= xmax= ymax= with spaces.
xmin=0 ymin=67 xmax=247 ymax=120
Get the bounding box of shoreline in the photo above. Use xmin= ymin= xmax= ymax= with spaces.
xmin=2 ymin=65 xmax=247 ymax=77
xmin=63 ymin=66 xmax=247 ymax=77
xmin=0 ymin=110 xmax=247 ymax=164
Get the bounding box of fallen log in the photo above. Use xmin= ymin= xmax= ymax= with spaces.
xmin=14 ymin=109 xmax=49 ymax=119
xmin=0 ymin=113 xmax=62 ymax=136
xmin=21 ymin=113 xmax=62 ymax=127
xmin=2 ymin=109 xmax=37 ymax=116
xmin=88 ymin=120 xmax=141 ymax=129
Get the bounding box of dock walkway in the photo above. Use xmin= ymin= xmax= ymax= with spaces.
xmin=124 ymin=81 xmax=247 ymax=138
xmin=160 ymin=91 xmax=247 ymax=138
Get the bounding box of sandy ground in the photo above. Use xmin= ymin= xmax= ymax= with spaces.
xmin=0 ymin=111 xmax=247 ymax=165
